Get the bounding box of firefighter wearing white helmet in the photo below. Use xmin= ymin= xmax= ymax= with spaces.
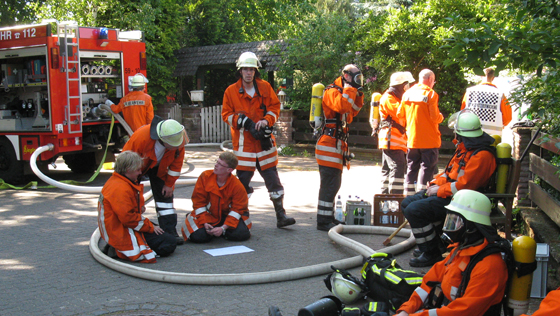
xmin=106 ymin=73 xmax=154 ymax=132
xmin=123 ymin=116 xmax=189 ymax=245
xmin=401 ymin=110 xmax=497 ymax=267
xmin=377 ymin=71 xmax=415 ymax=194
xmin=222 ymin=52 xmax=296 ymax=228
xmin=396 ymin=189 xmax=509 ymax=316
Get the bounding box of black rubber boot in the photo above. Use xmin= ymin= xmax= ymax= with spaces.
xmin=158 ymin=214 xmax=184 ymax=245
xmin=271 ymin=195 xmax=296 ymax=228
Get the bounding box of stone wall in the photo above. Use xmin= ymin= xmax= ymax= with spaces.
xmin=274 ymin=109 xmax=293 ymax=146
xmin=181 ymin=107 xmax=202 ymax=143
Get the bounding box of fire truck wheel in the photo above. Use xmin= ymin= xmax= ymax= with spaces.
xmin=0 ymin=137 xmax=25 ymax=184
xmin=63 ymin=153 xmax=98 ymax=173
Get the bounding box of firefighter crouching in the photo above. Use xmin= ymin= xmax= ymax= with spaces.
xmin=315 ymin=64 xmax=364 ymax=231
xmin=378 ymin=71 xmax=415 ymax=194
xmin=396 ymin=190 xmax=510 ymax=316
xmin=123 ymin=116 xmax=188 ymax=245
xmin=222 ymin=52 xmax=295 ymax=229
xmin=98 ymin=151 xmax=177 ymax=263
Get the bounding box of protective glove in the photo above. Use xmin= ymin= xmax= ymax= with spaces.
xmin=263 ymin=126 xmax=273 ymax=138
xmin=237 ymin=114 xmax=255 ymax=130
xmin=105 ymin=99 xmax=114 ymax=106
xmin=260 ymin=127 xmax=274 ymax=150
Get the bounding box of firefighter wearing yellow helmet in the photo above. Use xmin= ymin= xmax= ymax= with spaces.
xmin=377 ymin=71 xmax=415 ymax=194
xmin=222 ymin=52 xmax=296 ymax=229
xmin=397 ymin=189 xmax=509 ymax=316
xmin=123 ymin=116 xmax=189 ymax=245
xmin=105 ymin=73 xmax=154 ymax=132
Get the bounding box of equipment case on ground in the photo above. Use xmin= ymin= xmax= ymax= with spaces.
xmin=373 ymin=194 xmax=405 ymax=228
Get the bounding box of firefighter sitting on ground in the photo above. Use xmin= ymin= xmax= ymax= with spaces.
xmin=181 ymin=151 xmax=251 ymax=243
xmin=402 ymin=110 xmax=497 ymax=267
xmin=315 ymin=64 xmax=365 ymax=231
xmin=396 ymin=190 xmax=509 ymax=316
xmin=97 ymin=151 xmax=177 ymax=263
xmin=123 ymin=116 xmax=188 ymax=245
xmin=377 ymin=71 xmax=415 ymax=194
xmin=105 ymin=73 xmax=154 ymax=132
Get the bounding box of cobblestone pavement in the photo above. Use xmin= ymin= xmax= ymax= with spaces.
xmin=0 ymin=147 xmax=542 ymax=315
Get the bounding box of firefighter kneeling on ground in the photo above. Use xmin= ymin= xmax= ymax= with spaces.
xmin=396 ymin=189 xmax=509 ymax=316
xmin=98 ymin=151 xmax=177 ymax=263
xmin=315 ymin=64 xmax=364 ymax=231
xmin=402 ymin=110 xmax=497 ymax=267
xmin=181 ymin=151 xmax=251 ymax=243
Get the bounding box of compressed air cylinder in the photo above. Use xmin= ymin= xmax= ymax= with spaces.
xmin=491 ymin=135 xmax=502 ymax=147
xmin=508 ymin=236 xmax=537 ymax=316
xmin=309 ymin=83 xmax=325 ymax=130
xmin=496 ymin=143 xmax=512 ymax=194
xmin=369 ymin=92 xmax=382 ymax=134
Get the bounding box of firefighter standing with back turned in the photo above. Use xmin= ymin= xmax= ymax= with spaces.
xmin=378 ymin=71 xmax=415 ymax=194
xmin=222 ymin=52 xmax=296 ymax=229
xmin=315 ymin=64 xmax=364 ymax=231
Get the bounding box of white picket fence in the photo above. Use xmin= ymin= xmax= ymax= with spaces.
xmin=167 ymin=104 xmax=182 ymax=122
xmin=200 ymin=105 xmax=231 ymax=143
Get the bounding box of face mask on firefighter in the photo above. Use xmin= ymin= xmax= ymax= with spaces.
xmin=441 ymin=212 xmax=466 ymax=244
xmin=344 ymin=70 xmax=363 ymax=88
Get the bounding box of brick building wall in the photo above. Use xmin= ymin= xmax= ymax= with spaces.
xmin=274 ymin=109 xmax=293 ymax=146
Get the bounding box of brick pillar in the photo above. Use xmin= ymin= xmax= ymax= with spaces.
xmin=513 ymin=126 xmax=537 ymax=207
xmin=182 ymin=107 xmax=202 ymax=143
xmin=274 ymin=109 xmax=293 ymax=146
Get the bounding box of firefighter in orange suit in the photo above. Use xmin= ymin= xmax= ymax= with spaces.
xmin=106 ymin=73 xmax=154 ymax=132
xmin=378 ymin=71 xmax=415 ymax=194
xmin=182 ymin=151 xmax=251 ymax=243
xmin=316 ymin=64 xmax=364 ymax=231
xmin=222 ymin=52 xmax=295 ymax=229
xmin=521 ymin=287 xmax=560 ymax=316
xmin=398 ymin=69 xmax=443 ymax=195
xmin=396 ymin=190 xmax=508 ymax=316
xmin=402 ymin=111 xmax=497 ymax=267
xmin=461 ymin=67 xmax=512 ymax=137
xmin=98 ymin=151 xmax=176 ymax=263
xmin=123 ymin=116 xmax=187 ymax=245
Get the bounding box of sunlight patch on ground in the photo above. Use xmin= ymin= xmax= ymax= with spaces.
xmin=60 ymin=209 xmax=98 ymax=217
xmin=0 ymin=215 xmax=42 ymax=226
xmin=0 ymin=259 xmax=34 ymax=270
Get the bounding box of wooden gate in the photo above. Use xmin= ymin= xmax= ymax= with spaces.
xmin=200 ymin=105 xmax=231 ymax=143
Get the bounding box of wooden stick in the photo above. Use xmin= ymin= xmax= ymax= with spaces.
xmin=382 ymin=219 xmax=409 ymax=246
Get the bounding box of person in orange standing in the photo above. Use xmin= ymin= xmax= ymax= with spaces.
xmin=181 ymin=151 xmax=251 ymax=243
xmin=461 ymin=67 xmax=512 ymax=137
xmin=98 ymin=151 xmax=176 ymax=263
xmin=398 ymin=69 xmax=444 ymax=196
xmin=105 ymin=73 xmax=154 ymax=132
xmin=315 ymin=64 xmax=364 ymax=231
xmin=377 ymin=71 xmax=415 ymax=194
xmin=222 ymin=52 xmax=295 ymax=229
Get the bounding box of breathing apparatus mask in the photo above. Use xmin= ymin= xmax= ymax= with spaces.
xmin=441 ymin=212 xmax=467 ymax=245
xmin=343 ymin=70 xmax=364 ymax=89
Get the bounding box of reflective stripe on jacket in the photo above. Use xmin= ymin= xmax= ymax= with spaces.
xmin=110 ymin=90 xmax=154 ymax=132
xmin=222 ymin=78 xmax=280 ymax=171
xmin=398 ymin=83 xmax=443 ymax=149
xmin=378 ymin=91 xmax=407 ymax=152
xmin=182 ymin=170 xmax=251 ymax=238
xmin=98 ymin=172 xmax=157 ymax=263
xmin=397 ymin=239 xmax=508 ymax=316
xmin=461 ymin=82 xmax=512 ymax=136
xmin=315 ymin=77 xmax=364 ymax=170
xmin=123 ymin=124 xmax=185 ymax=188
xmin=432 ymin=142 xmax=496 ymax=198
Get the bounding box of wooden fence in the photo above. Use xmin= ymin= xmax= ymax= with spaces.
xmin=200 ymin=105 xmax=231 ymax=143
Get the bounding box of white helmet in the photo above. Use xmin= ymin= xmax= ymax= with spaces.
xmin=130 ymin=73 xmax=148 ymax=87
xmin=329 ymin=272 xmax=364 ymax=304
xmin=389 ymin=71 xmax=415 ymax=86
xmin=236 ymin=52 xmax=262 ymax=69
xmin=156 ymin=119 xmax=187 ymax=147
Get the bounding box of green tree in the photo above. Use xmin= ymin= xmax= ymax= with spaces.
xmin=1 ymin=0 xmax=43 ymax=26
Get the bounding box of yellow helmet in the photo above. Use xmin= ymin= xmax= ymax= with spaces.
xmin=156 ymin=119 xmax=187 ymax=147
xmin=236 ymin=52 xmax=262 ymax=69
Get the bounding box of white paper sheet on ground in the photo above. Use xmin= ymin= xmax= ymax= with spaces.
xmin=203 ymin=245 xmax=254 ymax=257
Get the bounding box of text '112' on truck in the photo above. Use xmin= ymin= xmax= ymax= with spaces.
xmin=0 ymin=21 xmax=147 ymax=184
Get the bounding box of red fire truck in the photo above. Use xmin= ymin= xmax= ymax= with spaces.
xmin=0 ymin=21 xmax=147 ymax=183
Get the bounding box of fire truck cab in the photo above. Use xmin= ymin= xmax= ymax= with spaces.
xmin=0 ymin=21 xmax=147 ymax=183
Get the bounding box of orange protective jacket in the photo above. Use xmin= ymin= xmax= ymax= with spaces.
xmin=397 ymin=239 xmax=508 ymax=316
xmin=378 ymin=91 xmax=407 ymax=152
xmin=222 ymin=78 xmax=280 ymax=171
xmin=315 ymin=77 xmax=364 ymax=170
xmin=110 ymin=90 xmax=154 ymax=132
xmin=398 ymin=83 xmax=443 ymax=148
xmin=432 ymin=142 xmax=496 ymax=198
xmin=182 ymin=170 xmax=251 ymax=237
xmin=461 ymin=82 xmax=512 ymax=127
xmin=123 ymin=124 xmax=185 ymax=188
xmin=521 ymin=287 xmax=560 ymax=316
xmin=98 ymin=172 xmax=157 ymax=263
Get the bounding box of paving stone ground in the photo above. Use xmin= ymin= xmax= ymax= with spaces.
xmin=0 ymin=146 xmax=543 ymax=315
